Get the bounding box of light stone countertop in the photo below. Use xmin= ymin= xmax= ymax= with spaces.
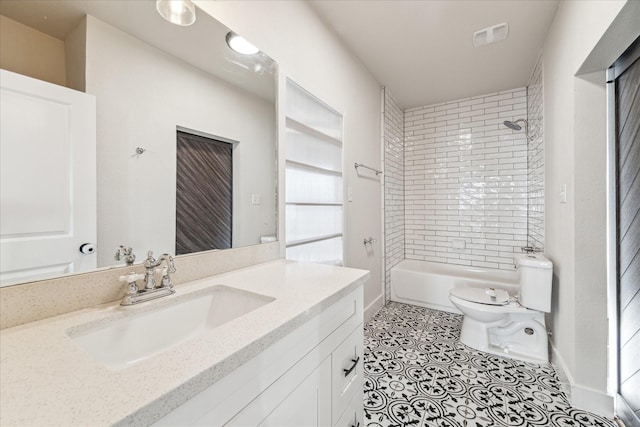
xmin=0 ymin=259 xmax=370 ymax=427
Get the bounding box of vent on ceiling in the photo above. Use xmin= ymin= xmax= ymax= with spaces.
xmin=473 ymin=22 xmax=509 ymax=47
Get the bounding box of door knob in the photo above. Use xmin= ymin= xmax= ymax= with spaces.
xmin=79 ymin=243 xmax=96 ymax=254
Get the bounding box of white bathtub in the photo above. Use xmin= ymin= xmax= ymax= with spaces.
xmin=390 ymin=259 xmax=520 ymax=313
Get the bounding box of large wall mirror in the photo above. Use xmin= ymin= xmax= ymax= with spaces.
xmin=0 ymin=0 xmax=277 ymax=287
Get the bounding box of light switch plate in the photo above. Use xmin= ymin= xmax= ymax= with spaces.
xmin=560 ymin=184 xmax=567 ymax=203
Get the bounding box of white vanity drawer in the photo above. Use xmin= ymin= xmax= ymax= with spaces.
xmin=332 ymin=323 xmax=364 ymax=425
xmin=334 ymin=389 xmax=364 ymax=427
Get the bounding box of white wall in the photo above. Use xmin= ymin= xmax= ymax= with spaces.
xmin=195 ymin=1 xmax=384 ymax=318
xmin=541 ymin=0 xmax=635 ymax=415
xmin=84 ymin=16 xmax=276 ymax=266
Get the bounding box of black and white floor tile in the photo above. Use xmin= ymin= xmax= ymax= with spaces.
xmin=364 ymin=302 xmax=616 ymax=427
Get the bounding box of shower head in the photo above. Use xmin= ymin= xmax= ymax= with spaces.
xmin=503 ymin=119 xmax=527 ymax=131
xmin=503 ymin=120 xmax=521 ymax=131
xmin=503 ymin=119 xmax=533 ymax=142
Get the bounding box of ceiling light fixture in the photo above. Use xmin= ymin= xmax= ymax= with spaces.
xmin=226 ymin=32 xmax=260 ymax=55
xmin=156 ymin=0 xmax=196 ymax=26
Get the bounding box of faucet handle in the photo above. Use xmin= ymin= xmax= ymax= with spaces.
xmin=119 ymin=272 xmax=144 ymax=295
xmin=119 ymin=272 xmax=144 ymax=283
xmin=156 ymin=266 xmax=174 ymax=288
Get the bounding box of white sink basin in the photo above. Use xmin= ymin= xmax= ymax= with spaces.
xmin=68 ymin=286 xmax=274 ymax=370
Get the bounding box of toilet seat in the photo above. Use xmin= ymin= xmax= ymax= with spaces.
xmin=450 ymin=287 xmax=510 ymax=306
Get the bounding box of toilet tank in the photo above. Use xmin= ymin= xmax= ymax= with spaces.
xmin=515 ymin=253 xmax=553 ymax=312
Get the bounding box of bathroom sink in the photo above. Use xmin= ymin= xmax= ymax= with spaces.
xmin=68 ymin=286 xmax=274 ymax=370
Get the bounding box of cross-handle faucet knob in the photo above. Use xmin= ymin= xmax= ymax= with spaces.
xmin=119 ymin=272 xmax=144 ymax=296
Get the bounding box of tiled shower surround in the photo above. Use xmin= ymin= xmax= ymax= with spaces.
xmin=404 ymin=88 xmax=529 ymax=270
xmin=527 ymin=55 xmax=545 ymax=250
xmin=383 ymin=90 xmax=405 ymax=302
xmin=382 ymin=76 xmax=546 ymax=296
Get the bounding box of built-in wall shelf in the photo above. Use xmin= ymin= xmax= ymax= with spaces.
xmin=286 ymin=233 xmax=344 ymax=248
xmin=285 ymin=159 xmax=342 ymax=176
xmin=285 ymin=78 xmax=344 ymax=265
xmin=286 ymin=117 xmax=342 ymax=146
xmin=286 ymin=202 xmax=343 ymax=207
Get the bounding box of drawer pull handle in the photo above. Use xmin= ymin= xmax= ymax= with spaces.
xmin=343 ymin=356 xmax=360 ymax=377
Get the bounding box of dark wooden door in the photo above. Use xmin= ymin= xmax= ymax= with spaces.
xmin=176 ymin=131 xmax=232 ymax=255
xmin=614 ymin=36 xmax=640 ymax=426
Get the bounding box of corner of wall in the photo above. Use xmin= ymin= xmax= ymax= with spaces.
xmin=382 ymin=88 xmax=405 ymax=302
xmin=551 ymin=339 xmax=614 ymax=418
xmin=526 ymin=54 xmax=545 ymax=250
xmin=364 ymin=293 xmax=385 ymax=322
xmin=64 ymin=16 xmax=87 ymax=92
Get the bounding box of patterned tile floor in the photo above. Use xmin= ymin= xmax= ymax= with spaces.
xmin=364 ymin=302 xmax=617 ymax=427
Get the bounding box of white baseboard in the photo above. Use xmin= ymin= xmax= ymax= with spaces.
xmin=549 ymin=342 xmax=573 ymax=400
xmin=572 ymin=386 xmax=614 ymax=419
xmin=550 ymin=341 xmax=614 ymax=418
xmin=364 ymin=293 xmax=384 ymax=322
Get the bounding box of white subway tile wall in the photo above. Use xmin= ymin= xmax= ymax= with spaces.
xmin=384 ymin=90 xmax=405 ymax=301
xmin=527 ymin=55 xmax=545 ymax=249
xmin=403 ymin=88 xmax=529 ymax=270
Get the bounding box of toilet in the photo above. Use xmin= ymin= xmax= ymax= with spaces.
xmin=448 ymin=253 xmax=553 ymax=363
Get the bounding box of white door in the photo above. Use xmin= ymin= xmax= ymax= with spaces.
xmin=0 ymin=69 xmax=96 ymax=286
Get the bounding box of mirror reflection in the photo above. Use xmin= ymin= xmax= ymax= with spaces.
xmin=0 ymin=0 xmax=278 ymax=287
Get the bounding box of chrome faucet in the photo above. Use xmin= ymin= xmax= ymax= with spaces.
xmin=143 ymin=251 xmax=176 ymax=289
xmin=120 ymin=251 xmax=176 ymax=306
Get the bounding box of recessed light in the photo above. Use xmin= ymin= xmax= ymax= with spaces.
xmin=226 ymin=32 xmax=260 ymax=55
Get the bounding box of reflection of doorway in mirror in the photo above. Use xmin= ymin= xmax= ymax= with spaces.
xmin=175 ymin=131 xmax=232 ymax=255
xmin=0 ymin=70 xmax=96 ymax=286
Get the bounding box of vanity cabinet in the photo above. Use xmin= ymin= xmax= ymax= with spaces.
xmin=228 ymin=356 xmax=331 ymax=426
xmin=335 ymin=391 xmax=364 ymax=427
xmin=154 ymin=285 xmax=364 ymax=427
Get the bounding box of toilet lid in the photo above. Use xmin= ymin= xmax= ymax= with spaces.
xmin=450 ymin=287 xmax=510 ymax=305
